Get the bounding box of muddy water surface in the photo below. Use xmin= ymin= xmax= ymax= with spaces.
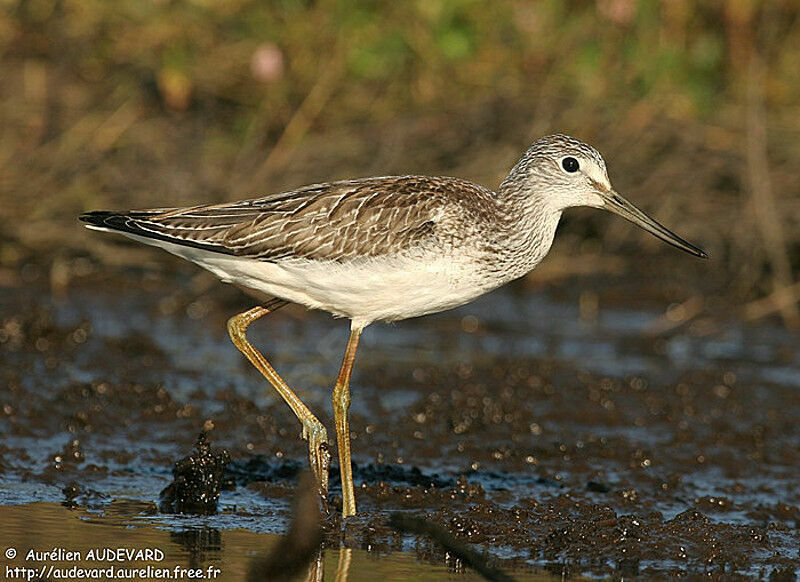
xmin=1 ymin=272 xmax=798 ymax=580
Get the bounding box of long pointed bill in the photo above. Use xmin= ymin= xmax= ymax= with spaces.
xmin=601 ymin=190 xmax=708 ymax=258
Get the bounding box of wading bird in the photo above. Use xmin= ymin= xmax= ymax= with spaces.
xmin=81 ymin=134 xmax=706 ymax=517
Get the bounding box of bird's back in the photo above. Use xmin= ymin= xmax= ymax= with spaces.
xmin=80 ymin=175 xmax=497 ymax=263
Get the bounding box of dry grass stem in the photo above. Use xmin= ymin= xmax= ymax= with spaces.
xmin=745 ymin=50 xmax=799 ymax=327
xmin=742 ymin=280 xmax=800 ymax=321
xmin=237 ymin=51 xmax=345 ymax=192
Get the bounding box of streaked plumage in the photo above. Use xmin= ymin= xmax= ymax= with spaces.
xmin=80 ymin=134 xmax=706 ymax=518
xmin=82 ymin=175 xmax=495 ymax=262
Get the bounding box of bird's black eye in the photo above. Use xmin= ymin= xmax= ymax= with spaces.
xmin=562 ymin=157 xmax=579 ymax=173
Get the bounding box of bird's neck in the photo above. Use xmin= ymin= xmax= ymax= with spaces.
xmin=491 ymin=182 xmax=562 ymax=281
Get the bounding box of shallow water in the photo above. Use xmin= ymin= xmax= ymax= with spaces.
xmin=1 ymin=274 xmax=799 ymax=579
xmin=2 ymin=503 xmax=556 ymax=581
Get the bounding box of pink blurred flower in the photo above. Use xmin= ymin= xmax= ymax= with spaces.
xmin=250 ymin=43 xmax=284 ymax=83
xmin=597 ymin=0 xmax=635 ymax=26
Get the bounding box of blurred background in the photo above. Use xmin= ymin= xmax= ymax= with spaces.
xmin=1 ymin=0 xmax=799 ymax=324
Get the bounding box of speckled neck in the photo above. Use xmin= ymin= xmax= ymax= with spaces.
xmin=481 ymin=179 xmax=562 ymax=285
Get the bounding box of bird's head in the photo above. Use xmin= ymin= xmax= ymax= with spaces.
xmin=503 ymin=134 xmax=707 ymax=258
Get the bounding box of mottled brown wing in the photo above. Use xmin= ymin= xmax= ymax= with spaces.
xmin=80 ymin=176 xmax=493 ymax=261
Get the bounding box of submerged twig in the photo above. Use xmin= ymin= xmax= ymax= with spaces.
xmin=388 ymin=512 xmax=518 ymax=582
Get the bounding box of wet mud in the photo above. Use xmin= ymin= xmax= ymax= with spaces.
xmin=159 ymin=431 xmax=232 ymax=515
xmin=1 ymin=268 xmax=798 ymax=580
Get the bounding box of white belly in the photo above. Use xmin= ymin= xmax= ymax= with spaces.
xmin=116 ymin=232 xmax=494 ymax=327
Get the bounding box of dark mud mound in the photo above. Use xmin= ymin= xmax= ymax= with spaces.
xmin=159 ymin=432 xmax=232 ymax=514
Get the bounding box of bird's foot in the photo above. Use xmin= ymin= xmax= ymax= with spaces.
xmin=302 ymin=420 xmax=330 ymax=512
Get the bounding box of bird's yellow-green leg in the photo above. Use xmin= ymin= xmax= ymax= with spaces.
xmin=227 ymin=306 xmax=330 ymax=509
xmin=332 ymin=326 xmax=362 ymax=518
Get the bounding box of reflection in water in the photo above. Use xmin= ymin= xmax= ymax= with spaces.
xmin=333 ymin=548 xmax=352 ymax=582
xmin=3 ymin=503 xmax=530 ymax=581
xmin=304 ymin=551 xmax=324 ymax=582
xmin=169 ymin=528 xmax=222 ymax=572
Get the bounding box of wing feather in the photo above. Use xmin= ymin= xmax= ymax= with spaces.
xmin=80 ymin=176 xmax=494 ymax=262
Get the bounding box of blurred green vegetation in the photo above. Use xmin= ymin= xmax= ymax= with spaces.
xmin=1 ymin=0 xmax=799 ymax=310
xmin=5 ymin=0 xmax=785 ymax=121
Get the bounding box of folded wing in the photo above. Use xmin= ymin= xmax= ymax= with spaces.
xmin=80 ymin=176 xmax=492 ymax=262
